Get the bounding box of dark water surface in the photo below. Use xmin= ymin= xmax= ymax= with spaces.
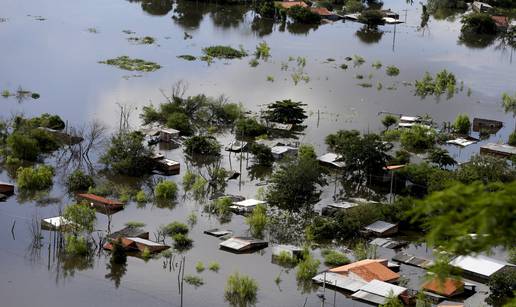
xmin=0 ymin=0 xmax=513 ymax=306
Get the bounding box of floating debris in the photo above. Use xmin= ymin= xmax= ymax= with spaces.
xmin=99 ymin=56 xmax=161 ymax=72
xmin=87 ymin=27 xmax=99 ymax=33
xmin=127 ymin=36 xmax=155 ymax=45
xmin=177 ymin=55 xmax=196 ymax=61
xmin=122 ymin=29 xmax=135 ymax=34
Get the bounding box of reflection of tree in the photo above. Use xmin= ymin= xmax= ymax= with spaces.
xmin=458 ymin=32 xmax=497 ymax=49
xmin=286 ymin=22 xmax=319 ymax=35
xmin=426 ymin=0 xmax=466 ymax=21
xmin=355 ymin=25 xmax=383 ymax=44
xmin=209 ymin=5 xmax=249 ymax=29
xmin=127 ymin=0 xmax=173 ymax=16
xmin=57 ymin=252 xmax=95 ymax=280
xmin=105 ymin=260 xmax=128 ymax=288
xmin=251 ymin=16 xmax=274 ymax=37
xmin=172 ymin=1 xmax=208 ymax=29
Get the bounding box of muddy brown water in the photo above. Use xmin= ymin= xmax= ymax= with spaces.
xmin=0 ymin=0 xmax=513 ymax=306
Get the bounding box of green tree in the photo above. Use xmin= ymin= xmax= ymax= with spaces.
xmin=245 ymin=204 xmax=267 ymax=238
xmin=263 ymin=99 xmax=307 ymax=125
xmin=184 ymin=135 xmax=221 ymax=156
xmin=380 ymin=292 xmax=404 ymax=307
xmin=235 ymin=118 xmax=267 ymax=138
xmin=461 ymin=12 xmax=498 ymax=35
xmin=167 ymin=112 xmax=193 ymax=136
xmin=6 ymin=132 xmax=39 ymax=161
xmin=486 ymin=269 xmax=516 ymax=306
xmin=298 ymin=144 xmax=316 ymax=160
xmin=455 ymin=154 xmax=516 ymax=184
xmin=509 ymin=131 xmax=516 ymax=146
xmin=453 ymin=113 xmax=471 ymax=134
xmin=400 ymin=125 xmax=436 ymax=151
xmin=63 ymin=203 xmax=97 ymax=234
xmin=16 ymin=165 xmax=54 ymax=191
xmin=154 ymin=180 xmax=178 ymax=201
xmin=255 ymin=0 xmax=275 ymax=18
xmin=101 ymin=131 xmax=153 ymax=176
xmin=250 ymin=143 xmax=274 ymax=167
xmin=224 ymin=272 xmax=258 ymax=307
xmin=426 ymin=148 xmax=456 ymax=168
xmin=266 ymin=154 xmax=325 ymax=211
xmin=382 ymin=115 xmax=398 ymax=130
xmin=66 ymin=169 xmax=95 ymax=192
xmin=287 ymin=6 xmax=321 ymax=24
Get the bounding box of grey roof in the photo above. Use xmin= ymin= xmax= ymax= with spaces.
xmin=313 ymin=272 xmax=367 ymax=292
xmin=219 ymin=237 xmax=267 ymax=251
xmin=317 ymin=153 xmax=345 ymax=168
xmin=352 ymin=291 xmax=387 ymax=304
xmin=370 ymin=238 xmax=405 ymax=249
xmin=204 ymin=228 xmax=232 ymax=237
xmin=232 ymin=199 xmax=266 ymax=208
xmin=481 ymin=143 xmax=516 ymax=155
xmin=327 ymin=201 xmax=358 ymax=210
xmin=272 ymin=244 xmax=303 ymax=256
xmin=358 ymin=279 xmax=407 ymax=297
xmin=450 ymin=255 xmax=508 ymax=278
xmin=365 ymin=220 xmax=397 ymax=233
xmin=126 ymin=237 xmax=166 ymax=247
xmin=271 ymin=146 xmax=298 ymax=155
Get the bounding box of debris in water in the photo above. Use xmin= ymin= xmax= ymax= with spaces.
xmin=99 ymin=56 xmax=161 ymax=72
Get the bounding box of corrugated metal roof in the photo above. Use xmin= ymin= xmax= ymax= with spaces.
xmin=481 ymin=143 xmax=516 ymax=155
xmin=359 ymin=279 xmax=406 ymax=297
xmin=365 ymin=220 xmax=397 ymax=233
xmin=352 ymin=290 xmax=387 ymax=304
xmin=312 ymin=272 xmax=366 ymax=292
xmin=232 ymin=199 xmax=266 ymax=208
xmin=77 ymin=193 xmax=123 ymax=206
xmin=126 ymin=237 xmax=166 ymax=247
xmin=42 ymin=216 xmax=73 ymax=228
xmin=450 ymin=255 xmax=508 ymax=278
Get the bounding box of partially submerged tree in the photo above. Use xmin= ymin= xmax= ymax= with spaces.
xmin=184 ymin=135 xmax=221 ymax=156
xmin=426 ymin=148 xmax=456 ymax=168
xmin=101 ymin=131 xmax=153 ymax=176
xmin=263 ymin=99 xmax=307 ymax=125
xmin=63 ymin=203 xmax=97 ymax=235
xmin=224 ymin=272 xmax=258 ymax=307
xmin=66 ymin=169 xmax=95 ymax=192
xmin=16 ymin=165 xmax=54 ymax=191
xmin=453 ymin=113 xmax=471 ymax=134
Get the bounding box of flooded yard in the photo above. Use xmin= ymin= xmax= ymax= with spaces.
xmin=0 ymin=0 xmax=514 ymax=306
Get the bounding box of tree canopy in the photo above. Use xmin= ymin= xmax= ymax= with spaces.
xmin=100 ymin=131 xmax=154 ymax=176
xmin=263 ymin=99 xmax=307 ymax=125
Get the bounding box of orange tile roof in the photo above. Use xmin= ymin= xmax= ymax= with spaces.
xmin=329 ymin=259 xmax=399 ymax=282
xmin=310 ymin=7 xmax=332 ymax=16
xmin=423 ymin=278 xmax=464 ymax=297
xmin=279 ymin=1 xmax=308 ymax=9
xmin=77 ymin=193 xmax=123 ymax=206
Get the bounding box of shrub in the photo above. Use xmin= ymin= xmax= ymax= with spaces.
xmin=26 ymin=113 xmax=65 ymax=130
xmin=213 ymin=196 xmax=233 ymax=216
xmin=187 ymin=212 xmax=197 ymax=226
xmin=63 ymin=203 xmax=97 ymax=233
xmin=382 ymin=129 xmax=402 ymax=141
xmin=509 ymin=131 xmax=516 ymax=146
xmin=382 ymin=115 xmax=398 ymax=129
xmin=196 ymin=261 xmax=205 ymax=273
xmin=141 ymin=247 xmax=151 ymax=259
xmin=135 ymin=190 xmax=147 ymax=203
xmin=400 ymin=125 xmax=436 ymax=151
xmin=16 ymin=165 xmax=54 ymax=191
xmin=172 ymin=233 xmax=193 ymax=251
xmin=154 ymin=181 xmax=178 ymax=201
xmin=235 ymin=118 xmax=267 ymax=138
xmin=322 ymin=249 xmax=350 ymax=266
xmin=453 ymin=114 xmax=471 ymax=134
xmin=296 ymin=254 xmax=320 ymax=280
xmin=184 ymin=136 xmax=221 ymax=156
xmin=99 ymin=56 xmax=161 ymax=72
xmin=209 ymin=261 xmax=220 ymax=272
xmin=275 ymin=250 xmax=298 ymax=267
xmin=344 ymin=0 xmax=364 ymax=13
xmin=182 ymin=170 xmax=198 ymax=191
xmin=163 ymin=221 xmax=189 ymax=236
xmin=66 ymin=169 xmax=95 ymax=192
xmin=386 ymin=66 xmax=400 ymax=76
xmin=415 ymin=70 xmax=456 ymax=97
xmin=202 ymin=46 xmax=247 ymax=59
xmin=100 ymin=131 xmax=154 ymax=176
xmin=255 ymin=41 xmax=270 ymax=60
xmin=298 ymin=144 xmax=316 ymax=161
xmin=65 ymin=235 xmax=89 ymax=256
xmin=6 ymin=132 xmax=39 ymax=161
xmin=184 ymin=275 xmax=204 ymax=287
xmin=224 ymin=272 xmax=258 ymax=307
xmin=192 ymin=176 xmax=208 ymax=200
xmin=124 ymin=221 xmax=146 ymax=228
xmin=245 ymin=204 xmax=268 ymax=238
xmin=287 ymin=6 xmax=321 ymax=24
xmin=167 ymin=112 xmax=193 ymax=136
xmin=250 ymin=143 xmax=274 ymax=166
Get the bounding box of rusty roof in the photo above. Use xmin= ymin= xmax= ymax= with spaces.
xmin=77 ymin=193 xmax=123 ymax=206
xmin=491 ymin=16 xmax=509 ymax=28
xmin=278 ymin=1 xmax=308 ymax=9
xmin=310 ymin=7 xmax=332 ymax=16
xmin=423 ymin=277 xmax=464 ymax=297
xmin=329 ymin=259 xmax=399 ymax=282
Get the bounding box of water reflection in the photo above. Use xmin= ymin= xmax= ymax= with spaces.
xmin=426 ymin=0 xmax=466 ymax=21
xmin=128 ymin=0 xmax=174 ymax=16
xmin=251 ymin=17 xmax=274 ymax=37
xmin=458 ymin=32 xmax=497 ymax=49
xmin=355 ymin=25 xmax=384 ymax=44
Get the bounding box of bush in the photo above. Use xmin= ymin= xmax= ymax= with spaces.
xmin=172 ymin=233 xmax=193 ymax=251
xmin=163 ymin=221 xmax=189 ymax=236
xmin=453 ymin=114 xmax=471 ymax=134
xmin=358 ymin=10 xmax=385 ymax=25
xmin=167 ymin=112 xmax=193 ymax=136
xmin=16 ymin=165 xmax=54 ymax=191
xmin=125 ymin=221 xmax=146 ymax=228
xmin=296 ymin=254 xmax=320 ymax=280
xmin=184 ymin=136 xmax=221 ymax=156
xmin=67 ymin=169 xmax=95 ymax=192
xmin=135 ymin=190 xmax=147 ymax=203
xmin=322 ymin=249 xmax=350 ymax=266
xmin=154 ymin=181 xmax=178 ymax=201
xmin=202 ymin=45 xmax=247 ymax=59
xmin=65 ymin=235 xmax=89 ymax=256
xmin=386 ymin=66 xmax=400 ymax=76
xmin=250 ymin=143 xmax=274 ymax=167
xmin=213 ymin=196 xmax=233 ymax=216
xmin=235 ymin=118 xmax=267 ymax=138
xmin=344 ymin=0 xmax=364 ymax=13
xmin=298 ymin=144 xmax=316 ymax=161
xmin=224 ymin=272 xmax=258 ymax=307
xmin=6 ymin=132 xmax=39 ymax=161
xmin=182 ymin=170 xmax=198 ymax=191
xmin=415 ymin=70 xmax=456 ymax=97
xmin=382 ymin=115 xmax=398 ymax=129
xmin=287 ymin=6 xmax=321 ymax=24
xmin=63 ymin=203 xmax=97 ymax=233
xmin=208 ymin=261 xmax=220 ymax=272
xmin=509 ymin=131 xmax=516 ymax=146
xmin=245 ymin=204 xmax=268 ymax=238
xmin=141 ymin=247 xmax=151 ymax=259
xmin=184 ymin=275 xmax=204 ymax=287
xmin=400 ymin=125 xmax=436 ymax=151
xmin=461 ymin=13 xmax=498 ymax=35
xmin=26 ymin=113 xmax=65 ymax=130
xmin=196 ymin=261 xmax=205 ymax=273
xmin=100 ymin=131 xmax=154 ymax=176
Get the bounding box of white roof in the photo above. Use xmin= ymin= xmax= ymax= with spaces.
xmin=481 ymin=143 xmax=516 ymax=155
xmin=42 ymin=216 xmax=74 ymax=228
xmin=272 ymin=244 xmax=303 ymax=256
xmin=313 ymin=272 xmax=367 ymax=292
xmin=270 ymin=122 xmax=293 ymax=130
xmin=365 ymin=220 xmax=397 ymax=233
xmin=232 ymin=199 xmax=266 ymax=208
xmin=400 ymin=116 xmax=419 ymax=122
xmin=447 ymin=138 xmax=477 ymax=147
xmin=162 ymin=159 xmax=180 ymax=166
xmin=352 ymin=291 xmax=387 ymax=304
xmin=317 ymin=153 xmax=345 ymax=168
xmin=359 ymin=279 xmax=407 ymax=297
xmin=220 ymin=237 xmax=251 ymax=250
xmin=328 ymin=201 xmax=358 ymax=209
xmin=450 ymin=255 xmax=508 ymax=278
xmin=160 ymin=128 xmax=180 ymax=134
xmin=271 ymin=146 xmax=297 ymax=155
xmin=126 ymin=237 xmax=166 ymax=247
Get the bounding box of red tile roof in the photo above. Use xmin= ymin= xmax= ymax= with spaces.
xmin=77 ymin=193 xmax=123 ymax=206
xmin=423 ymin=277 xmax=464 ymax=297
xmin=329 ymin=259 xmax=399 ymax=282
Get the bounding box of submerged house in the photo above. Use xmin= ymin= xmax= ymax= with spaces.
xmin=317 ymin=153 xmax=345 ymax=169
xmin=219 ymin=237 xmax=268 ymax=253
xmin=271 ymin=145 xmax=298 ymax=159
xmin=472 ymin=1 xmax=493 ymax=13
xmin=450 ymin=255 xmax=510 ymax=281
xmin=230 ymin=199 xmax=266 ymax=213
xmin=41 ymin=216 xmax=75 ymax=231
xmin=225 ymin=140 xmax=248 ymax=152
xmin=204 ymin=228 xmax=232 ymax=237
xmin=107 ymin=226 xmax=149 ymax=241
xmin=0 ymin=182 xmax=15 ymax=195
xmin=364 ymin=220 xmax=398 ymax=236
xmin=492 ymin=16 xmax=510 ymax=30
xmin=423 ymin=277 xmax=465 ymax=298
xmin=159 ymin=128 xmax=180 ymax=143
xmin=278 ymin=1 xmax=308 ymax=9
xmin=352 ymin=279 xmax=408 ymax=305
xmin=472 ymin=118 xmax=503 ymax=133
xmin=77 ymin=193 xmax=124 ymax=212
xmin=480 ymin=143 xmax=516 ymax=159
xmin=310 ymin=7 xmax=341 ymax=21
xmin=104 ymin=237 xmax=170 ymax=254
xmin=272 ymin=244 xmax=303 ymax=258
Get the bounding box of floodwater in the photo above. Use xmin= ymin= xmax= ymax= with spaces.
xmin=0 ymin=0 xmax=513 ymax=306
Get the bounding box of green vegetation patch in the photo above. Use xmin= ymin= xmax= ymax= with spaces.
xmin=178 ymin=55 xmax=197 ymax=61
xmin=99 ymin=56 xmax=161 ymax=72
xmin=202 ymin=45 xmax=247 ymax=59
